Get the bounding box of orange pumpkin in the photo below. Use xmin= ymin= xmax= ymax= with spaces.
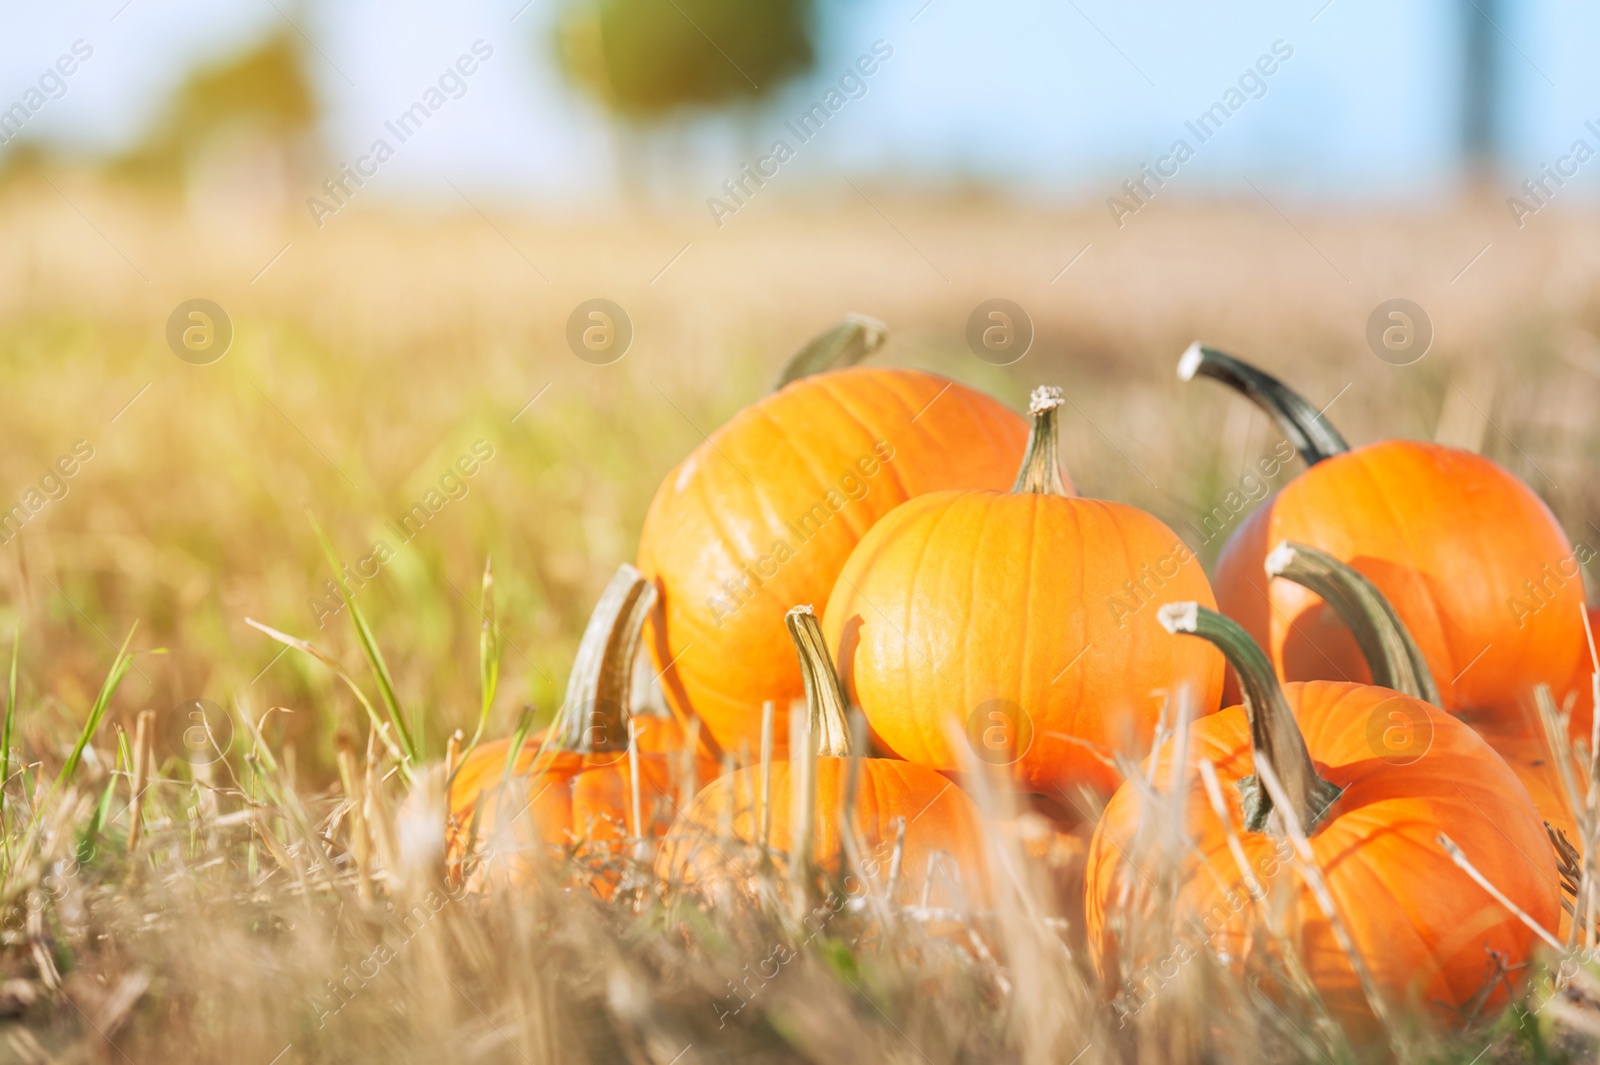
xmin=1459 ymin=704 xmax=1580 ymax=846
xmin=1184 ymin=345 xmax=1589 ymax=724
xmin=1268 ymin=540 xmax=1583 ymax=855
xmin=638 ymin=319 xmax=1037 ymax=760
xmin=822 ymin=385 xmax=1224 ymax=798
xmin=1557 ymin=604 xmax=1600 ymax=743
xmin=1085 ymin=602 xmax=1559 ymax=1038
xmin=446 ymin=565 xmax=717 ymax=892
xmin=657 ymin=606 xmax=989 ymax=910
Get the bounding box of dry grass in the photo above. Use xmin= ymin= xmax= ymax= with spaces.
xmin=2 ymin=177 xmax=1600 ymax=1060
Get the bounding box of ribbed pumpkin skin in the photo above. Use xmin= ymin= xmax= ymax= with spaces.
xmin=656 ymin=758 xmax=988 ymax=907
xmin=447 ymin=736 xmax=712 ymax=892
xmin=637 ymin=367 xmax=1032 ymax=756
xmin=822 ymin=492 xmax=1224 ymax=797
xmin=1085 ymin=681 xmax=1558 ymax=1036
xmin=1214 ymin=441 xmax=1586 ymax=715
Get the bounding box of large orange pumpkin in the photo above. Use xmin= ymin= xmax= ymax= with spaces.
xmin=638 ymin=319 xmax=1037 ymax=759
xmin=657 ymin=606 xmax=989 ymax=910
xmin=1184 ymin=345 xmax=1589 ymax=723
xmin=446 ymin=565 xmax=716 ymax=892
xmin=822 ymin=386 xmax=1224 ymax=798
xmin=1085 ymin=602 xmax=1559 ymax=1038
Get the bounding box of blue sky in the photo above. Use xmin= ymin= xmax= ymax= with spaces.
xmin=3 ymin=0 xmax=1598 ymax=208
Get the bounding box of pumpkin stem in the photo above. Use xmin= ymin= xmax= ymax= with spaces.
xmin=555 ymin=564 xmax=657 ymax=754
xmin=773 ymin=314 xmax=889 ymax=390
xmin=1011 ymin=385 xmax=1071 ymax=496
xmin=1158 ymin=602 xmax=1343 ymax=835
xmin=1177 ymin=343 xmax=1350 ymax=466
xmin=1265 ymin=541 xmax=1442 ymax=707
xmin=785 ymin=605 xmax=852 ymax=758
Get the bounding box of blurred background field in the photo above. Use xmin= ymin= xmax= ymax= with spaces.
xmin=4 ymin=183 xmax=1600 ymax=780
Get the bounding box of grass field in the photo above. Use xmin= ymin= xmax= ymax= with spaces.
xmin=2 ymin=176 xmax=1600 ymax=1061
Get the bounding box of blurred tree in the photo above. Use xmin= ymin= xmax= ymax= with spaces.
xmin=111 ymin=28 xmax=320 ymax=191
xmin=1460 ymin=0 xmax=1499 ymax=180
xmin=556 ymin=0 xmax=815 ymax=118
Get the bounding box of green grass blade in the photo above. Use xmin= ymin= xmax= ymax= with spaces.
xmin=445 ymin=556 xmax=504 ymax=794
xmin=306 ymin=512 xmax=418 ymax=765
xmin=343 ymin=590 xmax=419 ymax=762
xmin=2 ymin=621 xmax=17 ymax=838
xmin=471 ymin=555 xmax=500 ymax=754
xmin=500 ymin=704 xmax=536 ymax=789
xmin=58 ymin=623 xmax=137 ymax=788
xmin=243 ymin=618 xmax=406 ymax=771
xmin=88 ymin=731 xmax=128 ymax=848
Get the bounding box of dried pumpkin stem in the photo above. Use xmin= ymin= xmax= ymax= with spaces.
xmin=555 ymin=564 xmax=658 ymax=754
xmin=772 ymin=313 xmax=889 ymax=390
xmin=1011 ymin=385 xmax=1070 ymax=496
xmin=786 ymin=605 xmax=853 ymax=757
xmin=1159 ymin=602 xmax=1343 ymax=835
xmin=1265 ymin=541 xmax=1441 ymax=706
xmin=1177 ymin=343 xmax=1350 ymax=466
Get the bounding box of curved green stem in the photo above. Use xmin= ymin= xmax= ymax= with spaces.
xmin=1011 ymin=385 xmax=1070 ymax=496
xmin=785 ymin=605 xmax=852 ymax=757
xmin=773 ymin=314 xmax=889 ymax=390
xmin=555 ymin=564 xmax=657 ymax=754
xmin=1177 ymin=343 xmax=1350 ymax=466
xmin=1159 ymin=602 xmax=1343 ymax=835
xmin=1265 ymin=541 xmax=1441 ymax=707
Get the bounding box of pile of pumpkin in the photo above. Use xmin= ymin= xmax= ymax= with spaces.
xmin=440 ymin=319 xmax=1598 ymax=1037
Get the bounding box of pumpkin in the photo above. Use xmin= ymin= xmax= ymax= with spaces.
xmin=656 ymin=605 xmax=989 ymax=909
xmin=1557 ymin=604 xmax=1600 ymax=744
xmin=1267 ymin=540 xmax=1582 ymax=854
xmin=638 ymin=317 xmax=1037 ymax=760
xmin=1085 ymin=602 xmax=1559 ymax=1038
xmin=1184 ymin=344 xmax=1590 ymax=725
xmin=446 ymin=564 xmax=717 ymax=892
xmin=1459 ymin=706 xmax=1581 ymax=858
xmin=821 ymin=385 xmax=1224 ymax=798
